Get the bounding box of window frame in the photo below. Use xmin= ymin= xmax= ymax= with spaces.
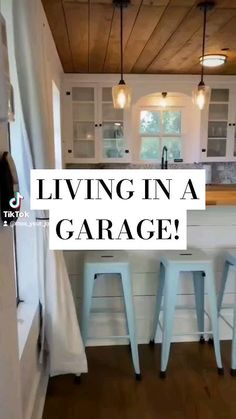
xmin=12 ymin=224 xmax=22 ymax=305
xmin=138 ymin=106 xmax=183 ymax=162
xmin=7 ymin=123 xmax=21 ymax=305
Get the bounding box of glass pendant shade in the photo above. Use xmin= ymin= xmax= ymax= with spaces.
xmin=112 ymin=81 xmax=131 ymax=109
xmin=112 ymin=0 xmax=131 ymax=109
xmin=160 ymin=92 xmax=167 ymax=108
xmin=192 ymin=83 xmax=210 ymax=110
xmin=192 ymin=1 xmax=215 ymax=111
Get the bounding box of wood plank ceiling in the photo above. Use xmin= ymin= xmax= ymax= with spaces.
xmin=42 ymin=0 xmax=236 ymax=74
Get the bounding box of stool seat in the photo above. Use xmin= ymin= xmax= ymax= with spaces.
xmin=82 ymin=251 xmax=141 ymax=379
xmin=84 ymin=251 xmax=129 ymax=271
xmin=160 ymin=249 xmax=212 ymax=270
xmin=151 ymin=248 xmax=223 ymax=376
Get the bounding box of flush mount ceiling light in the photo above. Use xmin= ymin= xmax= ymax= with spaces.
xmin=112 ymin=0 xmax=131 ymax=109
xmin=200 ymin=54 xmax=227 ymax=67
xmin=160 ymin=92 xmax=167 ymax=108
xmin=192 ymin=1 xmax=215 ymax=111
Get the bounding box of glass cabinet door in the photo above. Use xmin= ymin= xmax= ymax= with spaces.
xmin=72 ymin=87 xmax=96 ymax=159
xmin=101 ymin=88 xmax=127 ymax=159
xmin=207 ymin=89 xmax=229 ymax=157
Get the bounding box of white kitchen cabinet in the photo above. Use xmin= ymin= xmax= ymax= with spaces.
xmin=201 ymin=87 xmax=236 ymax=162
xmin=62 ymin=82 xmax=131 ymax=164
xmin=62 ymin=75 xmax=236 ymax=165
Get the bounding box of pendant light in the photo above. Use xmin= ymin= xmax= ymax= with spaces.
xmin=160 ymin=92 xmax=167 ymax=108
xmin=200 ymin=54 xmax=227 ymax=68
xmin=192 ymin=1 xmax=215 ymax=110
xmin=112 ymin=0 xmax=131 ymax=109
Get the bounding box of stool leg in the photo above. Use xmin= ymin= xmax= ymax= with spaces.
xmin=150 ymin=262 xmax=165 ymax=344
xmin=205 ymin=266 xmax=223 ymax=373
xmin=121 ymin=267 xmax=141 ymax=379
xmin=193 ymin=272 xmax=205 ymax=342
xmin=81 ymin=266 xmax=95 ymax=345
xmin=231 ymin=295 xmax=236 ymax=374
xmin=218 ymin=261 xmax=230 ymax=313
xmin=160 ymin=268 xmax=179 ymax=377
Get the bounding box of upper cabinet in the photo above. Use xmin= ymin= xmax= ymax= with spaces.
xmin=201 ymin=87 xmax=236 ymax=162
xmin=62 ymin=76 xmax=236 ymax=165
xmin=101 ymin=87 xmax=127 ymax=160
xmin=62 ymin=82 xmax=131 ymax=164
xmin=71 ymin=86 xmax=97 ymax=161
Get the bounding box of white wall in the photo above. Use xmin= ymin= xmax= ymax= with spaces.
xmin=0 ymin=123 xmax=23 ymax=419
xmin=52 ymin=81 xmax=62 ymax=169
xmin=16 ymin=2 xmax=63 ymax=417
xmin=64 ymin=206 xmax=236 ymax=346
xmin=0 ymin=1 xmax=63 ymax=418
xmin=0 ymin=4 xmax=23 ymax=419
xmin=40 ymin=12 xmax=63 ymax=169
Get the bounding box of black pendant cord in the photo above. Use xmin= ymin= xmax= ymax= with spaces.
xmin=200 ymin=3 xmax=208 ymax=85
xmin=120 ymin=2 xmax=124 ymax=83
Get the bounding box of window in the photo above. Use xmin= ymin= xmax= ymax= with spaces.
xmin=139 ymin=108 xmax=182 ymax=161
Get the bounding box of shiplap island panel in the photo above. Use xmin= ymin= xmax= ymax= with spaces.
xmin=64 ymin=206 xmax=236 ymax=346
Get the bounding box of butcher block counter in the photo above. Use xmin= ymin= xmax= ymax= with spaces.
xmin=206 ymin=184 xmax=236 ymax=205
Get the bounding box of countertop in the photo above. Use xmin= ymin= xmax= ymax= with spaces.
xmin=206 ymin=184 xmax=236 ymax=205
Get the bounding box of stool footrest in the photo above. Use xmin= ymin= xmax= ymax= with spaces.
xmin=157 ymin=320 xmax=213 ymax=337
xmin=221 ymin=304 xmax=235 ymax=310
xmin=160 ymin=305 xmax=210 ymax=319
xmin=87 ymin=335 xmax=130 ymax=340
xmin=91 ymin=309 xmax=125 ymax=315
xmin=150 ymin=333 xmax=212 ymax=343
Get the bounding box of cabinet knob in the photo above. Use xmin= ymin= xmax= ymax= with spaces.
xmin=66 ymin=91 xmax=71 ymax=96
xmin=229 ymin=123 xmax=232 ymax=126
xmin=233 ymin=123 xmax=236 ymax=127
xmin=95 ymin=124 xmax=98 ymax=127
xmin=201 ymin=148 xmax=206 ymax=152
xmin=68 ymin=149 xmax=72 ymax=154
xmin=125 ymin=149 xmax=129 ymax=154
xmin=99 ymin=123 xmax=102 ymax=127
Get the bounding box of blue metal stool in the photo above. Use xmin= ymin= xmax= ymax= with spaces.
xmin=150 ymin=249 xmax=223 ymax=377
xmin=81 ymin=251 xmax=141 ymax=380
xmin=218 ymin=250 xmax=236 ymax=375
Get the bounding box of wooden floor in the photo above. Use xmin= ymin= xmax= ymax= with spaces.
xmin=43 ymin=341 xmax=236 ymax=419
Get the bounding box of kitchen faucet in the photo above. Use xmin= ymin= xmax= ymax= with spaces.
xmin=161 ymin=146 xmax=168 ymax=169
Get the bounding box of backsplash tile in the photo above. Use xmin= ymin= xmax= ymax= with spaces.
xmin=211 ymin=163 xmax=236 ymax=184
xmin=67 ymin=162 xmax=236 ymax=184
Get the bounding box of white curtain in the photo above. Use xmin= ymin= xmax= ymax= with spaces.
xmin=43 ymin=228 xmax=88 ymax=375
xmin=4 ymin=0 xmax=87 ymax=375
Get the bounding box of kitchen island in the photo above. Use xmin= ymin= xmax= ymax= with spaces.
xmin=65 ymin=203 xmax=236 ymax=347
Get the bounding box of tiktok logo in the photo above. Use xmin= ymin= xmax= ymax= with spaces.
xmin=9 ymin=192 xmax=24 ymax=209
